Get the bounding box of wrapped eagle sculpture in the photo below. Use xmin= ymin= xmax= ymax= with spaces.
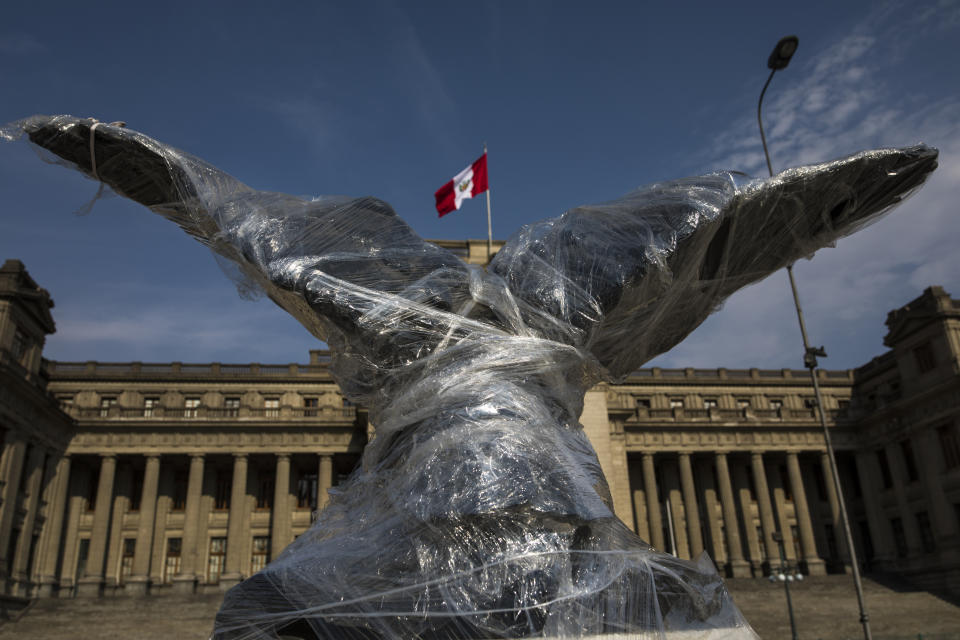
xmin=2 ymin=115 xmax=938 ymax=639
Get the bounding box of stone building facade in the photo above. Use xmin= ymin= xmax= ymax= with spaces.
xmin=2 ymin=248 xmax=959 ymax=603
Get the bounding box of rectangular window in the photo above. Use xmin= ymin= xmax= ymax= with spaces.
xmin=75 ymin=539 xmax=90 ymax=584
xmin=877 ymin=449 xmax=894 ymax=489
xmin=256 ymin=473 xmax=273 ymax=510
xmin=297 ymin=472 xmax=317 ymax=510
xmin=184 ymin=397 xmax=200 ymax=419
xmin=779 ymin=465 xmax=793 ymax=501
xmin=736 ymin=398 xmax=751 ymax=409
xmin=163 ymin=538 xmax=182 ymax=583
xmin=11 ymin=329 xmax=29 ymax=363
xmin=143 ymin=397 xmax=160 ymax=418
xmin=890 ymin=518 xmax=908 ymax=558
xmin=215 ymin=470 xmax=231 ymax=510
xmin=768 ymin=398 xmax=783 ymax=410
xmin=224 ymin=397 xmax=240 ymax=418
xmin=636 ymin=397 xmax=651 ymax=409
xmin=916 ymin=511 xmax=936 ymax=554
xmin=207 ymin=537 xmax=227 ymax=583
xmin=900 ymin=439 xmax=919 ymax=482
xmin=171 ymin=473 xmax=188 ymax=512
xmin=129 ymin=470 xmax=143 ymax=512
xmin=669 ymin=398 xmax=684 ymax=409
xmin=120 ymin=538 xmax=136 ymax=581
xmin=303 ymin=397 xmax=319 ymax=417
xmin=99 ymin=396 xmax=117 ymax=418
xmin=702 ymin=398 xmax=718 ymax=409
xmin=251 ymin=536 xmax=270 ymax=574
xmin=914 ymin=342 xmax=937 ymax=373
xmin=825 ymin=524 xmax=839 ymax=562
xmin=837 ymin=399 xmax=850 ymax=410
xmin=938 ymin=424 xmax=960 ymax=469
xmin=265 ymin=398 xmax=280 ymax=418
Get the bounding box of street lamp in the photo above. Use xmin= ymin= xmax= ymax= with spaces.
xmin=757 ymin=35 xmax=874 ymax=640
xmin=768 ymin=531 xmax=802 ymax=640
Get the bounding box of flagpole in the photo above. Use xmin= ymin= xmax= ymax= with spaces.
xmin=484 ymin=142 xmax=493 ymax=263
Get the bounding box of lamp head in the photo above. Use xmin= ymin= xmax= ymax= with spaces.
xmin=768 ymin=36 xmax=799 ymax=70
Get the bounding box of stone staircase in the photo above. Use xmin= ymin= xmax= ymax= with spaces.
xmin=1 ymin=575 xmax=958 ymax=639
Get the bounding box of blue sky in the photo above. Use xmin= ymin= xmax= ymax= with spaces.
xmin=1 ymin=1 xmax=958 ymax=371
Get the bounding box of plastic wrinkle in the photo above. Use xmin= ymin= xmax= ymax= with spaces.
xmin=3 ymin=115 xmax=939 ymax=639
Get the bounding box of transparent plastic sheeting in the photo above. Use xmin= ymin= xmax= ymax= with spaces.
xmin=3 ymin=116 xmax=938 ymax=639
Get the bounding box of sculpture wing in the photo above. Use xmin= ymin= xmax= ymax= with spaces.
xmin=489 ymin=145 xmax=938 ymax=379
xmin=9 ymin=115 xmax=474 ymax=356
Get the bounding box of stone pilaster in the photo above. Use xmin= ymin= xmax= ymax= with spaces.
xmin=854 ymin=450 xmax=895 ymax=565
xmin=628 ymin=461 xmax=650 ymax=542
xmin=820 ymin=451 xmax=850 ymax=568
xmin=77 ymin=454 xmax=116 ymax=597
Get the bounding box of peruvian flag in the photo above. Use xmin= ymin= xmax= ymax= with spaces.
xmin=435 ymin=153 xmax=489 ymax=217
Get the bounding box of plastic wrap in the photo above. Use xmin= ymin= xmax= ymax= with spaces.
xmin=2 ymin=116 xmax=938 ymax=639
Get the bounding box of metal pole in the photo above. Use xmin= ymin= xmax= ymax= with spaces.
xmin=484 ymin=143 xmax=493 ymax=262
xmin=787 ymin=267 xmax=873 ymax=640
xmin=775 ymin=534 xmax=799 ymax=640
xmin=760 ymin=63 xmax=873 ymax=640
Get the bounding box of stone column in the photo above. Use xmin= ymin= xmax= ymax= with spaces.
xmin=128 ymin=455 xmax=161 ymax=594
xmin=787 ymin=453 xmax=826 ymax=575
xmin=222 ymin=453 xmax=249 ymax=588
xmin=642 ymin=453 xmax=665 ymax=551
xmin=854 ymin=450 xmax=895 ymax=565
xmin=36 ymin=455 xmax=71 ymax=597
xmin=0 ymin=437 xmax=27 ymax=572
xmin=10 ymin=446 xmax=46 ymax=593
xmin=820 ymin=452 xmax=850 ymax=567
xmin=716 ymin=453 xmax=749 ymax=577
xmin=103 ymin=466 xmax=131 ymax=591
xmin=916 ymin=429 xmax=960 ymax=557
xmin=271 ymin=454 xmax=292 ymax=560
xmin=751 ymin=451 xmax=777 ymax=569
xmin=629 ymin=461 xmax=651 ymax=542
xmin=318 ymin=455 xmax=333 ymax=510
xmin=173 ymin=454 xmax=205 ymax=593
xmin=77 ymin=454 xmax=116 ymax=596
xmin=678 ymin=453 xmax=704 ymax=558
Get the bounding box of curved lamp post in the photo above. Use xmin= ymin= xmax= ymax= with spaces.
xmin=757 ymin=35 xmax=874 ymax=640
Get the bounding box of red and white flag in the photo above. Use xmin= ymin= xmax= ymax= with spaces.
xmin=435 ymin=153 xmax=489 ymax=217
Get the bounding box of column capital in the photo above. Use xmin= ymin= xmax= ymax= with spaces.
xmin=233 ymin=452 xmax=248 ymax=461
xmin=100 ymin=453 xmax=117 ymax=461
xmin=145 ymin=454 xmax=161 ymax=462
xmin=276 ymin=453 xmax=291 ymax=461
xmin=750 ymin=450 xmax=766 ymax=458
xmin=190 ymin=453 xmax=205 ymax=461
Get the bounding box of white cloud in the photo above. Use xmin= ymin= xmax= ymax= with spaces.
xmin=655 ymin=4 xmax=960 ymax=370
